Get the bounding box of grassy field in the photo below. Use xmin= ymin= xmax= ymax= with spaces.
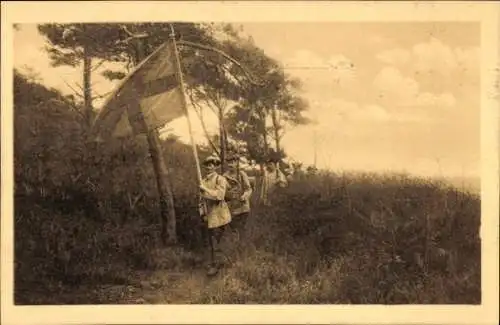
xmin=15 ymin=171 xmax=481 ymax=305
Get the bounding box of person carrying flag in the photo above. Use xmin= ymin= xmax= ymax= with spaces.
xmin=199 ymin=154 xmax=231 ymax=275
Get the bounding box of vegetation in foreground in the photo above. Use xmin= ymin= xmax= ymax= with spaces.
xmin=15 ymin=169 xmax=481 ymax=304
xmin=14 ymin=66 xmax=480 ymax=305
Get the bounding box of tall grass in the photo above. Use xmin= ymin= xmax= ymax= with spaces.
xmin=15 ymin=171 xmax=480 ymax=304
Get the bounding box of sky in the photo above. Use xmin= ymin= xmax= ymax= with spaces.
xmin=13 ymin=22 xmax=480 ymax=178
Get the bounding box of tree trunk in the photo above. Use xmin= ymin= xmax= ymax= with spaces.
xmin=263 ymin=126 xmax=269 ymax=156
xmin=259 ymin=109 xmax=269 ymax=157
xmin=219 ymin=107 xmax=226 ymax=173
xmin=271 ymin=103 xmax=281 ymax=156
xmin=255 ymin=162 xmax=266 ymax=206
xmin=147 ymin=129 xmax=177 ymax=245
xmin=134 ymin=38 xmax=177 ymax=245
xmin=82 ymin=45 xmax=93 ymax=129
xmin=223 ymin=126 xmax=229 ymax=155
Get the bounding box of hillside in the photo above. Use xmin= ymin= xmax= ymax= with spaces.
xmin=13 ymin=71 xmax=481 ymax=305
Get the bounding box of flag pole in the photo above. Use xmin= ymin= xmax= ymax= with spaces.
xmin=169 ymin=25 xmax=215 ymax=269
xmin=169 ymin=25 xmax=203 ymax=184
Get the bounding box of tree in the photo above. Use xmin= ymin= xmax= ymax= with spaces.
xmin=177 ymin=23 xmax=311 ymax=171
xmin=99 ymin=22 xmax=222 ymax=78
xmin=38 ymin=24 xmax=129 ymax=129
xmin=269 ymin=77 xmax=310 ymax=157
xmin=223 ymin=103 xmax=268 ymax=164
xmin=180 ymin=24 xmax=248 ymax=172
xmin=220 ymin=33 xmax=310 ymax=165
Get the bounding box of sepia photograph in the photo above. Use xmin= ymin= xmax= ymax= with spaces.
xmin=2 ymin=1 xmax=499 ymax=325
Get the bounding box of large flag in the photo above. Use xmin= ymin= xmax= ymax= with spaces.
xmin=91 ymin=40 xmax=186 ymax=140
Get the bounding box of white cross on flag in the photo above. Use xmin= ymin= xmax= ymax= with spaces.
xmin=91 ymin=40 xmax=186 ymax=140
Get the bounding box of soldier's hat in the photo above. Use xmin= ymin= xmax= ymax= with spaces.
xmin=226 ymin=152 xmax=240 ymax=162
xmin=266 ymin=156 xmax=279 ymax=163
xmin=203 ymin=154 xmax=221 ymax=165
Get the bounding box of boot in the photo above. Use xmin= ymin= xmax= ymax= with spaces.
xmin=206 ymin=263 xmax=219 ymax=276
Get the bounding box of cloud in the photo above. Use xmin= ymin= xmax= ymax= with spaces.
xmin=373 ymin=66 xmax=457 ymax=109
xmin=307 ymin=98 xmax=353 ymax=126
xmin=415 ymin=92 xmax=456 ymax=108
xmin=309 ymin=97 xmax=426 ymax=126
xmin=326 ymin=55 xmax=357 ymax=87
xmin=353 ymin=103 xmax=430 ymax=123
xmin=373 ymin=66 xmax=419 ymax=103
xmin=361 ymin=104 xmax=391 ymax=121
xmin=412 ymin=37 xmax=458 ymax=75
xmin=330 ymin=102 xmax=391 ymax=122
xmin=375 ymin=37 xmax=479 ymax=77
xmin=376 ymin=48 xmax=410 ymax=65
xmin=453 ymin=46 xmax=480 ymax=77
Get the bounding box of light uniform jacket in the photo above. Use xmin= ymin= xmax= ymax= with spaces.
xmin=223 ymin=169 xmax=253 ymax=216
xmin=260 ymin=167 xmax=288 ymax=205
xmin=199 ymin=171 xmax=231 ymax=229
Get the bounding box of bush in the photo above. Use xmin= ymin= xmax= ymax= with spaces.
xmin=13 ymin=71 xmax=207 ymax=304
xmin=243 ymin=171 xmax=481 ymax=304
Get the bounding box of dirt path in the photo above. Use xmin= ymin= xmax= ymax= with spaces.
xmin=50 ymin=219 xmax=259 ymax=304
xmin=84 ymin=234 xmax=243 ymax=304
xmin=69 ymin=259 xmax=209 ymax=304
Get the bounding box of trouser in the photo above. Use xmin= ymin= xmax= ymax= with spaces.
xmin=209 ymin=224 xmax=227 ymax=246
xmin=203 ymin=224 xmax=227 ymax=264
xmin=230 ymin=212 xmax=249 ymax=239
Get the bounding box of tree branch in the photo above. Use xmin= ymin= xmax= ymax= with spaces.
xmin=187 ymin=89 xmax=221 ymax=156
xmin=158 ymin=127 xmax=174 ymax=135
xmin=91 ymin=58 xmax=107 ymax=72
xmin=114 ymin=25 xmax=149 ymax=46
xmin=122 ymin=25 xmax=135 ymax=37
xmin=178 ymin=40 xmax=266 ymax=86
xmin=219 ymin=62 xmax=246 ymax=88
xmin=217 ymin=90 xmax=229 ymax=116
xmin=61 ymin=78 xmax=84 ymax=98
xmin=91 ymin=90 xmax=112 ymax=100
xmin=204 ymin=88 xmax=227 ymax=118
xmin=196 ymin=88 xmax=219 ymax=117
xmin=74 ymin=82 xmax=85 ymax=93
xmin=47 ymin=98 xmax=85 ymax=119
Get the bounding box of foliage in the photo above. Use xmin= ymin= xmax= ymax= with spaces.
xmin=14 ymin=70 xmax=208 ymax=301
xmin=38 ymin=22 xmax=311 ymax=164
xmin=37 ymin=23 xmax=130 ymax=127
xmin=220 ymin=34 xmax=310 ymax=163
xmin=37 ymin=24 xmax=129 ymax=65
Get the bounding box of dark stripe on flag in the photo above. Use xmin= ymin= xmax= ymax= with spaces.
xmin=138 ymin=74 xmax=179 ymax=98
